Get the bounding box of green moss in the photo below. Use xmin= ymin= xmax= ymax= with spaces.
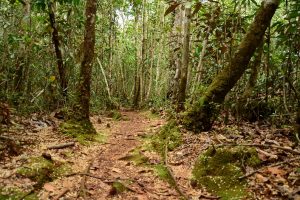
xmin=153 ymin=164 xmax=176 ymax=186
xmin=192 ymin=147 xmax=261 ymax=200
xmin=59 ymin=119 xmax=96 ymax=135
xmin=16 ymin=157 xmax=72 ymax=186
xmin=182 ymin=97 xmax=220 ymax=132
xmin=120 ymin=149 xmax=149 ymax=165
xmin=112 ymin=181 xmax=127 ymax=193
xmin=106 ymin=110 xmax=123 ymax=121
xmin=51 ymin=163 xmax=72 ymax=178
xmin=0 ymin=188 xmax=38 ymax=200
xmin=142 ymin=110 xmax=160 ymax=120
xmin=59 ymin=120 xmax=108 ymax=145
xmin=16 ymin=157 xmax=54 ymax=185
xmin=93 ymin=132 xmax=108 ymax=143
xmin=150 ymin=121 xmax=182 ymax=155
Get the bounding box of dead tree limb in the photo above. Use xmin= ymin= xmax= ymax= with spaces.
xmin=53 ymin=188 xmax=70 ymax=200
xmin=47 ymin=142 xmax=75 ymax=150
xmin=215 ymin=143 xmax=300 ymax=155
xmin=79 ymin=160 xmax=92 ymax=198
xmin=164 ymin=138 xmax=189 ymax=200
xmin=239 ymin=157 xmax=300 ymax=179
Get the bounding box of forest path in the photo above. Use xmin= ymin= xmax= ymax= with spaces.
xmin=87 ymin=111 xmax=181 ymax=199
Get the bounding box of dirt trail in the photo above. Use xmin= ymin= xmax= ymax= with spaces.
xmin=85 ymin=111 xmax=181 ymax=200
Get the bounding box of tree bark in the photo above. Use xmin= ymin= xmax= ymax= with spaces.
xmin=177 ymin=4 xmax=191 ymax=111
xmin=76 ymin=0 xmax=97 ymax=121
xmin=48 ymin=0 xmax=67 ymax=98
xmin=183 ymin=0 xmax=280 ymax=132
xmin=132 ymin=6 xmax=141 ymax=108
xmin=242 ymin=39 xmax=264 ymax=99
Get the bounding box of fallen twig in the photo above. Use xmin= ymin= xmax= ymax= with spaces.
xmin=79 ymin=160 xmax=92 ymax=198
xmin=256 ymin=149 xmax=278 ymax=159
xmin=53 ymin=188 xmax=69 ymax=200
xmin=47 ymin=142 xmax=75 ymax=150
xmin=18 ymin=189 xmax=35 ymax=200
xmin=67 ymin=172 xmax=104 ymax=181
xmin=0 ymin=135 xmax=13 ymax=140
xmin=199 ymin=194 xmax=221 ymax=199
xmin=216 ymin=143 xmax=300 ymax=155
xmin=239 ymin=157 xmax=300 ymax=179
xmin=164 ymin=137 xmax=189 ymax=200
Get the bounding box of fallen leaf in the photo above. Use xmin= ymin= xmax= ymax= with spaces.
xmin=266 ymin=167 xmax=287 ymax=176
xmin=44 ymin=183 xmax=55 ymax=192
xmin=112 ymin=167 xmax=122 ymax=173
xmin=256 ymin=173 xmax=269 ymax=183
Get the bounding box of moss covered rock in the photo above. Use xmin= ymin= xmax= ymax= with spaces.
xmin=0 ymin=188 xmax=38 ymax=200
xmin=150 ymin=121 xmax=182 ymax=154
xmin=16 ymin=156 xmax=72 ymax=186
xmin=192 ymin=147 xmax=261 ymax=200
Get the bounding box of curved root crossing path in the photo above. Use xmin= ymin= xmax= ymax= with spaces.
xmin=85 ymin=111 xmax=180 ymax=200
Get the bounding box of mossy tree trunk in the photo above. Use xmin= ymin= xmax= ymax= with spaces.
xmin=183 ymin=0 xmax=280 ymax=132
xmin=71 ymin=0 xmax=97 ymax=134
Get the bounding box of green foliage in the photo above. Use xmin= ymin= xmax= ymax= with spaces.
xmin=234 ymin=98 xmax=275 ymax=122
xmin=32 ymin=0 xmax=80 ymax=11
xmin=192 ymin=147 xmax=261 ymax=200
xmin=142 ymin=110 xmax=160 ymax=120
xmin=106 ymin=110 xmax=123 ymax=121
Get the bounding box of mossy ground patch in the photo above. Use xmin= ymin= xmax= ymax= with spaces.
xmin=59 ymin=120 xmax=107 ymax=145
xmin=192 ymin=147 xmax=261 ymax=200
xmin=148 ymin=120 xmax=182 ymax=155
xmin=0 ymin=188 xmax=38 ymax=200
xmin=16 ymin=156 xmax=72 ymax=186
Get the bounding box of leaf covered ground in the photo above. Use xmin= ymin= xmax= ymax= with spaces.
xmin=0 ymin=110 xmax=299 ymax=199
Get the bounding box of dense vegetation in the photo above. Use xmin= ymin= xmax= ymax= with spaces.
xmin=0 ymin=0 xmax=299 ymax=198
xmin=1 ymin=0 xmax=299 ymax=128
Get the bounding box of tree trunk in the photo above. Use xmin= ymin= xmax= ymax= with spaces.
xmin=169 ymin=7 xmax=183 ymax=104
xmin=75 ymin=0 xmax=97 ymax=124
xmin=182 ymin=0 xmax=280 ymax=132
xmin=296 ymin=107 xmax=300 ymax=136
xmin=242 ymin=39 xmax=264 ymax=99
xmin=140 ymin=0 xmax=147 ymax=105
xmin=48 ymin=0 xmax=67 ymax=99
xmin=235 ymin=39 xmax=264 ymax=119
xmin=132 ymin=7 xmax=141 ymax=108
xmin=177 ymin=4 xmax=191 ymax=111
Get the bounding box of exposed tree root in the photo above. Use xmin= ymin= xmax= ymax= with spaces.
xmin=47 ymin=142 xmax=75 ymax=150
xmin=164 ymin=138 xmax=189 ymax=200
xmin=79 ymin=160 xmax=92 ymax=198
xmin=53 ymin=188 xmax=69 ymax=200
